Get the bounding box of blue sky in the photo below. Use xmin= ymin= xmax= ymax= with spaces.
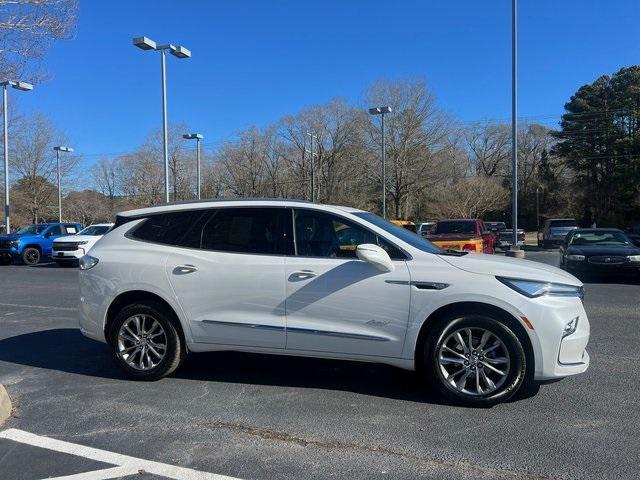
xmin=15 ymin=0 xmax=640 ymax=167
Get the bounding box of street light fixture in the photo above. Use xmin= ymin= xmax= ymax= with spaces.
xmin=182 ymin=133 xmax=203 ymax=200
xmin=368 ymin=106 xmax=392 ymax=218
xmin=2 ymin=80 xmax=34 ymax=234
xmin=53 ymin=146 xmax=73 ymax=222
xmin=133 ymin=36 xmax=191 ymax=203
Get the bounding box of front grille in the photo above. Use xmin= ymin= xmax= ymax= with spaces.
xmin=0 ymin=240 xmax=12 ymax=249
xmin=53 ymin=242 xmax=80 ymax=252
xmin=588 ymin=255 xmax=626 ymax=265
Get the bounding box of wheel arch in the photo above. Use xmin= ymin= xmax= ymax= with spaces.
xmin=414 ymin=301 xmax=535 ymax=378
xmin=105 ymin=290 xmax=187 ymax=350
xmin=22 ymin=244 xmax=42 ymax=253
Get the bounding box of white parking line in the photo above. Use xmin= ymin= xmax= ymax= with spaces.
xmin=0 ymin=429 xmax=242 ymax=480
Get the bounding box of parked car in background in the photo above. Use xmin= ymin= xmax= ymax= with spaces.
xmin=0 ymin=222 xmax=83 ymax=265
xmin=496 ymin=227 xmax=526 ymax=250
xmin=390 ymin=220 xmax=416 ymax=232
xmin=425 ymin=219 xmax=495 ymax=253
xmin=79 ymin=199 xmax=589 ymax=406
xmin=625 ymin=223 xmax=640 ymax=247
xmin=416 ymin=221 xmax=436 ymax=237
xmin=559 ymin=228 xmax=640 ymax=277
xmin=52 ymin=223 xmax=114 ymax=267
xmin=538 ymin=218 xmax=578 ymax=249
xmin=484 ymin=221 xmax=507 ymax=232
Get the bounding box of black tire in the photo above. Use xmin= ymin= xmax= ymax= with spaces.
xmin=107 ymin=302 xmax=185 ymax=380
xmin=54 ymin=260 xmax=77 ymax=268
xmin=424 ymin=315 xmax=526 ymax=407
xmin=22 ymin=247 xmax=41 ymax=265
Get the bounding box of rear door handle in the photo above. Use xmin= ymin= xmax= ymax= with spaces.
xmin=173 ymin=264 xmax=198 ymax=275
xmin=290 ymin=270 xmax=317 ymax=280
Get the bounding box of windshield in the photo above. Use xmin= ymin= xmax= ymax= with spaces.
xmin=550 ymin=220 xmax=578 ymax=228
xmin=78 ymin=225 xmax=111 ymax=236
xmin=570 ymin=231 xmax=632 ymax=247
xmin=15 ymin=224 xmax=46 ymax=235
xmin=432 ymin=221 xmax=476 ymax=235
xmin=354 ymin=212 xmax=442 ymax=254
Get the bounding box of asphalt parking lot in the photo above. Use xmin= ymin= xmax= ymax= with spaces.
xmin=0 ymin=252 xmax=639 ymax=480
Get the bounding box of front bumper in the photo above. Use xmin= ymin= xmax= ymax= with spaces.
xmin=519 ymin=295 xmax=590 ymax=381
xmin=566 ymin=260 xmax=640 ymax=275
xmin=52 ymin=248 xmax=85 ymax=260
xmin=0 ymin=247 xmax=19 ymax=259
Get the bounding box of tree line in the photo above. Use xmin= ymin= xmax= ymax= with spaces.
xmin=3 ymin=72 xmax=640 ymax=230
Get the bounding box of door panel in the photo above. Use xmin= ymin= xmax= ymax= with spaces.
xmin=284 ymin=257 xmax=411 ymax=357
xmin=285 ymin=208 xmax=411 ymax=357
xmin=166 ymin=249 xmax=286 ymax=348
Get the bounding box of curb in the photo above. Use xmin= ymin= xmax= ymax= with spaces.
xmin=0 ymin=384 xmax=12 ymax=427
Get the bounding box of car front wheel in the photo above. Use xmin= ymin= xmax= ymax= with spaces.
xmin=424 ymin=315 xmax=526 ymax=407
xmin=22 ymin=247 xmax=41 ymax=265
xmin=108 ymin=302 xmax=185 ymax=380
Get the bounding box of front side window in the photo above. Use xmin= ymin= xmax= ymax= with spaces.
xmin=201 ymin=207 xmax=293 ymax=255
xmin=294 ymin=209 xmax=405 ymax=259
xmin=355 ymin=212 xmax=442 ymax=254
xmin=45 ymin=226 xmax=62 ymax=237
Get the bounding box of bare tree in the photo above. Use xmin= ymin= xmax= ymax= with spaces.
xmin=465 ymin=121 xmax=511 ymax=177
xmin=10 ymin=112 xmax=78 ymax=221
xmin=0 ymin=0 xmax=78 ymax=83
xmin=432 ymin=176 xmax=509 ymax=219
xmin=366 ymin=79 xmax=453 ymax=219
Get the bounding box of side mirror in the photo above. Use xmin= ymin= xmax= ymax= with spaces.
xmin=356 ymin=244 xmax=394 ymax=272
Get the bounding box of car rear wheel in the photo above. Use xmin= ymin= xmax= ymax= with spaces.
xmin=424 ymin=315 xmax=526 ymax=407
xmin=108 ymin=302 xmax=185 ymax=380
xmin=22 ymin=247 xmax=41 ymax=265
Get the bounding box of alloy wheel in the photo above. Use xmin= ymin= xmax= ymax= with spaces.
xmin=117 ymin=314 xmax=167 ymax=371
xmin=438 ymin=327 xmax=511 ymax=396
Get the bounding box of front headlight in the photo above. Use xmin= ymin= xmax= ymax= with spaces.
xmin=566 ymin=254 xmax=585 ymax=261
xmin=9 ymin=240 xmax=19 ymax=246
xmin=497 ymin=277 xmax=584 ymax=299
xmin=628 ymin=255 xmax=640 ymax=262
xmin=79 ymin=255 xmax=99 ymax=270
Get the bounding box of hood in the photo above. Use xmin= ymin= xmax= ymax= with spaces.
xmin=438 ymin=252 xmax=582 ymax=286
xmin=0 ymin=233 xmax=39 ymax=242
xmin=567 ymin=245 xmax=640 ymax=256
xmin=54 ymin=234 xmax=101 ymax=243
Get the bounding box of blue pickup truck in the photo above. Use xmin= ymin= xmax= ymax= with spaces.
xmin=0 ymin=223 xmax=83 ymax=265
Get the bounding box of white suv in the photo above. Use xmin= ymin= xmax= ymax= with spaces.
xmin=53 ymin=223 xmax=114 ymax=266
xmin=78 ymin=200 xmax=590 ymax=406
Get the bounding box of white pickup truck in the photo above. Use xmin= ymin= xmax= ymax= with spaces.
xmin=52 ymin=223 xmax=114 ymax=266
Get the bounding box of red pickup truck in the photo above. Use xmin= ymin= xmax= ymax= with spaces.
xmin=425 ymin=219 xmax=496 ymax=254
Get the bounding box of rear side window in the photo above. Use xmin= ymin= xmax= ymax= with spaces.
xmin=131 ymin=210 xmax=210 ymax=248
xmin=201 ymin=208 xmax=293 ymax=255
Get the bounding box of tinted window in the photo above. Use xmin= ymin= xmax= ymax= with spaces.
xmin=201 ymin=208 xmax=293 ymax=255
xmin=432 ymin=221 xmax=476 ymax=235
xmin=132 ymin=210 xmax=210 ymax=247
xmin=549 ymin=219 xmax=578 ymax=228
xmin=295 ymin=209 xmax=405 ymax=259
xmin=78 ymin=225 xmax=111 ymax=236
xmin=45 ymin=226 xmax=62 ymax=237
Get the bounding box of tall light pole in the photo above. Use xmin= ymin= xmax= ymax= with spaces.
xmin=183 ymin=133 xmax=203 ymax=199
xmin=2 ymin=80 xmax=33 ymax=233
xmin=53 ymin=146 xmax=73 ymax=222
xmin=306 ymin=131 xmax=317 ymax=202
xmin=510 ymin=0 xmax=520 ymax=253
xmin=369 ymin=106 xmax=392 ymax=218
xmin=133 ymin=36 xmax=191 ymax=204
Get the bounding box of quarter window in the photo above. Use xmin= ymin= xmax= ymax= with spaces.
xmin=131 ymin=210 xmax=210 ymax=248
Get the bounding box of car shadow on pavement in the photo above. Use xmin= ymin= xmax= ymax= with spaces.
xmin=0 ymin=328 xmax=538 ymax=406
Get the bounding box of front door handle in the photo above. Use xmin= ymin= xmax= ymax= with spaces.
xmin=290 ymin=269 xmax=317 ymax=280
xmin=173 ymin=264 xmax=198 ymax=275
